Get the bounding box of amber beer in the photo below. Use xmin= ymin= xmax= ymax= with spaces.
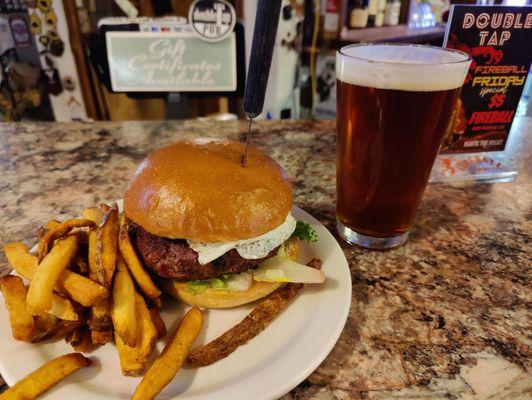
xmin=336 ymin=44 xmax=471 ymax=249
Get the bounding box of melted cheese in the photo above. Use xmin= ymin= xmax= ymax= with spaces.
xmin=188 ymin=213 xmax=297 ymax=265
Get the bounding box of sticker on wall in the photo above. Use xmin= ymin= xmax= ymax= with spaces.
xmin=45 ymin=9 xmax=57 ymax=27
xmin=9 ymin=15 xmax=31 ymax=47
xmin=46 ymin=28 xmax=59 ymax=41
xmin=67 ymin=95 xmax=85 ymax=120
xmin=38 ymin=34 xmax=49 ymax=46
xmin=49 ymin=38 xmax=64 ymax=56
xmin=63 ymin=76 xmax=75 ymax=91
xmin=188 ymin=0 xmax=236 ymax=43
xmin=37 ymin=0 xmax=51 ymax=13
xmin=29 ymin=11 xmax=41 ymax=34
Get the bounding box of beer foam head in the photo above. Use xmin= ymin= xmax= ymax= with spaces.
xmin=336 ymin=44 xmax=471 ymax=91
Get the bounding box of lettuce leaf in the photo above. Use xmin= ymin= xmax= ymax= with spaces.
xmin=210 ymin=278 xmax=225 ymax=289
xmin=292 ymin=220 xmax=318 ymax=243
xmin=187 ymin=280 xmax=210 ymax=295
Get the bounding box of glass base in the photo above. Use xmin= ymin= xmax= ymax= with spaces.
xmin=336 ymin=221 xmax=408 ymax=249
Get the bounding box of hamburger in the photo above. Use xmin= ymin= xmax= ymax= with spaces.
xmin=123 ymin=139 xmax=323 ymax=309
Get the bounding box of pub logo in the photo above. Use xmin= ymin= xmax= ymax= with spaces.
xmin=189 ymin=0 xmax=236 ymax=43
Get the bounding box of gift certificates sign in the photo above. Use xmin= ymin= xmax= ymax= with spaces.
xmin=106 ymin=31 xmax=237 ymax=92
xmin=442 ymin=5 xmax=531 ymax=153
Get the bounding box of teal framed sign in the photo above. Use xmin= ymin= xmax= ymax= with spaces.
xmin=106 ymin=31 xmax=237 ymax=92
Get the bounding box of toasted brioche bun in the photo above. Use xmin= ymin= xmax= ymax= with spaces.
xmin=123 ymin=139 xmax=293 ymax=242
xmin=162 ymin=237 xmax=300 ymax=309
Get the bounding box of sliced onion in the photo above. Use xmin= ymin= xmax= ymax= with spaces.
xmin=225 ymin=272 xmax=253 ymax=291
xmin=253 ymin=256 xmax=325 ymax=284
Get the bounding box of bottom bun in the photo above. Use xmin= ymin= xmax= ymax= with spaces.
xmin=161 ymin=237 xmax=300 ymax=309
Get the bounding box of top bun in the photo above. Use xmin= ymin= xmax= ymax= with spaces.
xmin=124 ymin=139 xmax=293 ymax=242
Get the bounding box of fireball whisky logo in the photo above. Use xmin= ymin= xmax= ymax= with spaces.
xmin=471 ymin=46 xmax=503 ymax=65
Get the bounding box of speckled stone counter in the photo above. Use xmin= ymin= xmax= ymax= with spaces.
xmin=0 ymin=118 xmax=530 ymax=399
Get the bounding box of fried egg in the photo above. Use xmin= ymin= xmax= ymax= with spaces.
xmin=188 ymin=213 xmax=297 ymax=265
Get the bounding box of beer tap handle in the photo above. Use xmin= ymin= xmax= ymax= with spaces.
xmin=241 ymin=0 xmax=282 ymax=167
xmin=242 ymin=0 xmax=283 ymax=118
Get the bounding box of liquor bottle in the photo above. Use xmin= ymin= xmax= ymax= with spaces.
xmin=375 ymin=0 xmax=387 ymax=27
xmin=323 ymin=0 xmax=340 ymax=39
xmin=384 ymin=0 xmax=401 ymax=26
xmin=350 ymin=0 xmax=369 ymax=28
xmin=366 ymin=0 xmax=378 ymax=27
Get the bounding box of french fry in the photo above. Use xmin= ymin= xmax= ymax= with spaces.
xmin=46 ymin=220 xmax=61 ymax=230
xmin=91 ymin=329 xmax=113 ymax=345
xmin=88 ymin=297 xmax=113 ymax=345
xmin=4 ymin=242 xmax=37 ymax=278
xmin=187 ymin=259 xmax=323 ymax=367
xmin=34 ymin=313 xmax=58 ymax=331
xmin=4 ymin=242 xmax=108 ymax=307
xmin=81 ymin=207 xmax=103 ymax=225
xmin=33 ymin=304 xmax=83 ymax=342
xmin=114 ymin=333 xmax=142 ymax=376
xmin=0 ymin=275 xmax=35 ymax=342
xmin=49 ymin=294 xmax=78 ymax=321
xmin=56 ymin=320 xmax=84 ymax=339
xmin=73 ymin=330 xmax=93 ymax=353
xmin=115 ymin=293 xmax=157 ymax=376
xmin=0 ymin=353 xmax=91 ymax=400
xmin=32 ymin=314 xmax=59 ymax=343
xmin=82 ymin=207 xmax=103 ymax=282
xmin=150 ymin=296 xmax=163 ymax=308
xmin=54 ymin=271 xmax=108 ymax=309
xmin=35 ymin=219 xmax=61 ymax=241
xmin=111 ymin=257 xmax=137 ymax=347
xmin=88 ymin=237 xmax=99 ymax=282
xmin=27 ymin=236 xmax=78 ymax=315
xmin=65 ymin=327 xmax=93 ymax=353
xmin=89 ymin=299 xmax=112 ymax=331
xmin=68 ymin=230 xmax=88 ymax=245
xmin=37 ymin=219 xmax=96 ymax=261
xmin=149 ymin=307 xmax=167 ymax=339
xmin=35 ymin=228 xmax=46 ymax=241
xmin=74 ymin=329 xmax=92 ymax=353
xmin=132 ymin=307 xmax=203 ymax=400
xmin=118 ymin=223 xmax=161 ymax=300
xmin=33 ymin=307 xmax=83 ymax=342
xmin=65 ymin=327 xmax=83 ymax=346
xmin=96 ymin=205 xmax=119 ymax=287
xmin=82 ymin=207 xmax=103 ymax=223
xmin=32 ymin=316 xmax=83 ymax=343
xmin=72 ymin=253 xmax=89 ymax=275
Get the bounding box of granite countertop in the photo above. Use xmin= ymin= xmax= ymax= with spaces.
xmin=0 ymin=118 xmax=530 ymax=399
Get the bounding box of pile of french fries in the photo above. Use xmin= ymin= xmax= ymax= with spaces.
xmin=0 ymin=202 xmax=322 ymax=399
xmin=0 ymin=203 xmax=203 ymax=399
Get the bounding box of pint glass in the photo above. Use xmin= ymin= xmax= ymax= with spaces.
xmin=336 ymin=44 xmax=471 ymax=249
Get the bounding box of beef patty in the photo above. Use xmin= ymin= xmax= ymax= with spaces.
xmin=130 ymin=224 xmax=278 ymax=281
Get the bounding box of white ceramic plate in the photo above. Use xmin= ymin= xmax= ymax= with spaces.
xmin=0 ymin=205 xmax=351 ymax=400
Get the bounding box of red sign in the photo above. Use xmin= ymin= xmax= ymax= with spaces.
xmin=441 ymin=6 xmax=531 ymax=153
